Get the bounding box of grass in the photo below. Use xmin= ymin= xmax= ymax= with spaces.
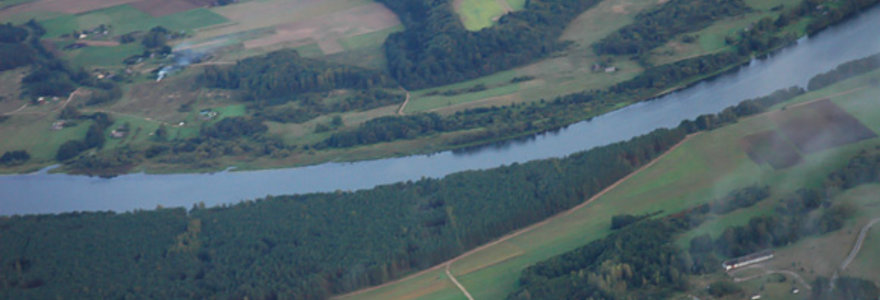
xmin=648 ymin=0 xmax=807 ymax=65
xmin=0 ymin=0 xmax=35 ymax=9
xmin=39 ymin=5 xmax=228 ymax=38
xmin=455 ymin=0 xmax=506 ymax=31
xmin=0 ymin=113 xmax=91 ymax=163
xmin=342 ymin=68 xmax=880 ymax=300
xmin=213 ymin=104 xmax=247 ymax=118
xmin=66 ymin=43 xmax=143 ymax=67
xmin=338 ymin=24 xmax=403 ymax=52
xmin=505 ymin=0 xmax=526 ymax=10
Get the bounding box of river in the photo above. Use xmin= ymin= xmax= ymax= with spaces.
xmin=2 ymin=6 xmax=880 ymax=215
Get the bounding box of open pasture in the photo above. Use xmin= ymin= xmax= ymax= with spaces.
xmin=37 ymin=4 xmax=228 ymax=38
xmin=240 ymin=1 xmax=400 ymax=55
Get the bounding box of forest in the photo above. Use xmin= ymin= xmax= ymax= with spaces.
xmin=0 ymin=126 xmax=687 ymax=299
xmin=377 ymin=0 xmax=603 ymax=88
xmin=508 ymin=217 xmax=695 ymax=299
xmin=593 ymin=0 xmax=750 ymax=56
xmin=203 ymin=49 xmax=399 ymax=103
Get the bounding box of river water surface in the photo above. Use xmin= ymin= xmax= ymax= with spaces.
xmin=2 ymin=7 xmax=880 ymax=215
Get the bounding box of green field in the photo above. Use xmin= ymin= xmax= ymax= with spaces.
xmin=455 ymin=0 xmax=508 ymax=31
xmin=66 ymin=43 xmax=143 ymax=67
xmin=343 ymin=67 xmax=880 ymax=300
xmin=39 ymin=5 xmax=228 ymax=38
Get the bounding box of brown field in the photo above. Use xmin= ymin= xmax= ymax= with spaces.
xmin=740 ymin=130 xmax=802 ymax=169
xmin=130 ymin=0 xmax=211 ymax=16
xmin=0 ymin=0 xmax=138 ymax=19
xmin=241 ymin=2 xmax=400 ymax=52
xmin=117 ymin=73 xmax=233 ymax=122
xmin=773 ymin=99 xmax=877 ymax=154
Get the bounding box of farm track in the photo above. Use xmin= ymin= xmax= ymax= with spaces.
xmin=840 ymin=217 xmax=880 ymax=271
xmin=445 ymin=264 xmax=474 ymax=300
xmin=397 ymin=91 xmax=410 ymax=115
xmin=333 ymin=134 xmax=695 ymax=299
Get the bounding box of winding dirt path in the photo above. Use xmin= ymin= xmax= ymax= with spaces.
xmin=396 ymin=91 xmax=411 ymax=115
xmin=333 ymin=134 xmax=695 ymax=299
xmin=840 ymin=218 xmax=880 ymax=271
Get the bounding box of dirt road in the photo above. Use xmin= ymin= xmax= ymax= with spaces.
xmin=397 ymin=91 xmax=410 ymax=115
xmin=333 ymin=134 xmax=695 ymax=299
xmin=445 ymin=264 xmax=474 ymax=300
xmin=840 ymin=217 xmax=880 ymax=272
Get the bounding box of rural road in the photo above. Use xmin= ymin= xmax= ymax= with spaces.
xmin=333 ymin=134 xmax=695 ymax=299
xmin=397 ymin=91 xmax=411 ymax=115
xmin=445 ymin=264 xmax=475 ymax=300
xmin=839 ymin=217 xmax=880 ymax=272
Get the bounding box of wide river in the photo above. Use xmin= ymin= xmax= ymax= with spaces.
xmin=2 ymin=7 xmax=880 ymax=215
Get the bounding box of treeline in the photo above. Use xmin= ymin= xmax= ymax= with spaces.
xmin=508 ymin=209 xmax=708 ymax=299
xmin=710 ymin=185 xmax=770 ymax=214
xmin=378 ymin=0 xmax=603 ymax=88
xmin=593 ymin=0 xmax=750 ymax=55
xmin=0 ymin=126 xmax=687 ymax=299
xmin=255 ymin=89 xmax=405 ymax=124
xmin=807 ymin=52 xmax=880 ymax=90
xmin=203 ymin=49 xmax=398 ymax=102
xmin=0 ymin=23 xmax=36 ymax=71
xmin=0 ymin=150 xmax=30 ymax=165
